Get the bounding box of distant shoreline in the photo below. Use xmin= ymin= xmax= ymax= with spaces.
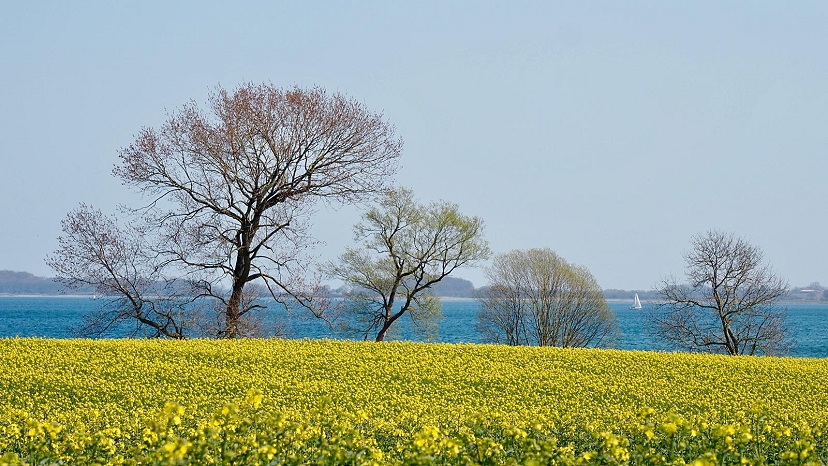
xmin=0 ymin=294 xmax=96 ymax=298
xmin=1 ymin=295 xmax=823 ymax=306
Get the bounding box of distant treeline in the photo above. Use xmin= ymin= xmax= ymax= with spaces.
xmin=602 ymin=289 xmax=661 ymax=301
xmin=0 ymin=271 xmax=88 ymax=295
xmin=785 ymin=283 xmax=828 ymax=302
xmin=2 ymin=270 xmax=826 ymax=301
xmin=428 ymin=276 xmax=476 ymax=297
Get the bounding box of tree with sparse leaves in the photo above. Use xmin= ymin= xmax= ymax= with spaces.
xmin=49 ymin=83 xmax=402 ymax=338
xmin=326 ymin=187 xmax=490 ymax=342
xmin=653 ymin=230 xmax=789 ymax=356
xmin=477 ymin=248 xmax=617 ymax=347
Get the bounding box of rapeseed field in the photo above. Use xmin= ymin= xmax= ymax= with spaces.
xmin=0 ymin=338 xmax=825 ymax=464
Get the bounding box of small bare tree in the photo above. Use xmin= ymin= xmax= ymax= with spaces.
xmin=477 ymin=248 xmax=618 ymax=347
xmin=51 ymin=83 xmax=402 ymax=338
xmin=653 ymin=230 xmax=789 ymax=356
xmin=47 ymin=204 xmax=190 ymax=338
xmin=326 ymin=187 xmax=490 ymax=341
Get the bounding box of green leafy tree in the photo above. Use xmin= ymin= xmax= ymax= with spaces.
xmin=326 ymin=188 xmax=490 ymax=341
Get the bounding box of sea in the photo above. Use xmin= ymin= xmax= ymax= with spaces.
xmin=0 ymin=296 xmax=826 ymax=358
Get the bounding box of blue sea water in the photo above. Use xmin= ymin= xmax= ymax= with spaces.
xmin=0 ymin=296 xmax=826 ymax=357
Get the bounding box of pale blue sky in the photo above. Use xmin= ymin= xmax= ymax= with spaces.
xmin=1 ymin=1 xmax=826 ymax=290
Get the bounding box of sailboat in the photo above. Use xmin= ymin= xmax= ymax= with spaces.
xmin=629 ymin=293 xmax=642 ymax=310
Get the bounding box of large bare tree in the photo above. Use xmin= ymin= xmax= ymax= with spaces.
xmin=325 ymin=188 xmax=490 ymax=341
xmin=51 ymin=83 xmax=402 ymax=338
xmin=477 ymin=248 xmax=618 ymax=347
xmin=653 ymin=230 xmax=789 ymax=356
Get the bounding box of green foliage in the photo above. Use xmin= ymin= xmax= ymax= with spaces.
xmin=407 ymin=293 xmax=442 ymax=342
xmin=326 ymin=187 xmax=490 ymax=341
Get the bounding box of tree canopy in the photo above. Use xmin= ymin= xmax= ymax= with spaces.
xmin=477 ymin=248 xmax=618 ymax=347
xmin=326 ymin=187 xmax=490 ymax=341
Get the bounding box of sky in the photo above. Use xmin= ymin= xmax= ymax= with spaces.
xmin=1 ymin=1 xmax=826 ymax=290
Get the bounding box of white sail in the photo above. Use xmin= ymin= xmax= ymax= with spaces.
xmin=630 ymin=293 xmax=642 ymax=310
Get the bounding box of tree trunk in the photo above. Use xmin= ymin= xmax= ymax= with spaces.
xmin=225 ymin=221 xmax=255 ymax=339
xmin=225 ymin=281 xmax=244 ymax=338
xmin=226 ymin=246 xmax=252 ymax=338
xmin=375 ymin=306 xmax=404 ymax=341
xmin=375 ymin=321 xmax=392 ymax=342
